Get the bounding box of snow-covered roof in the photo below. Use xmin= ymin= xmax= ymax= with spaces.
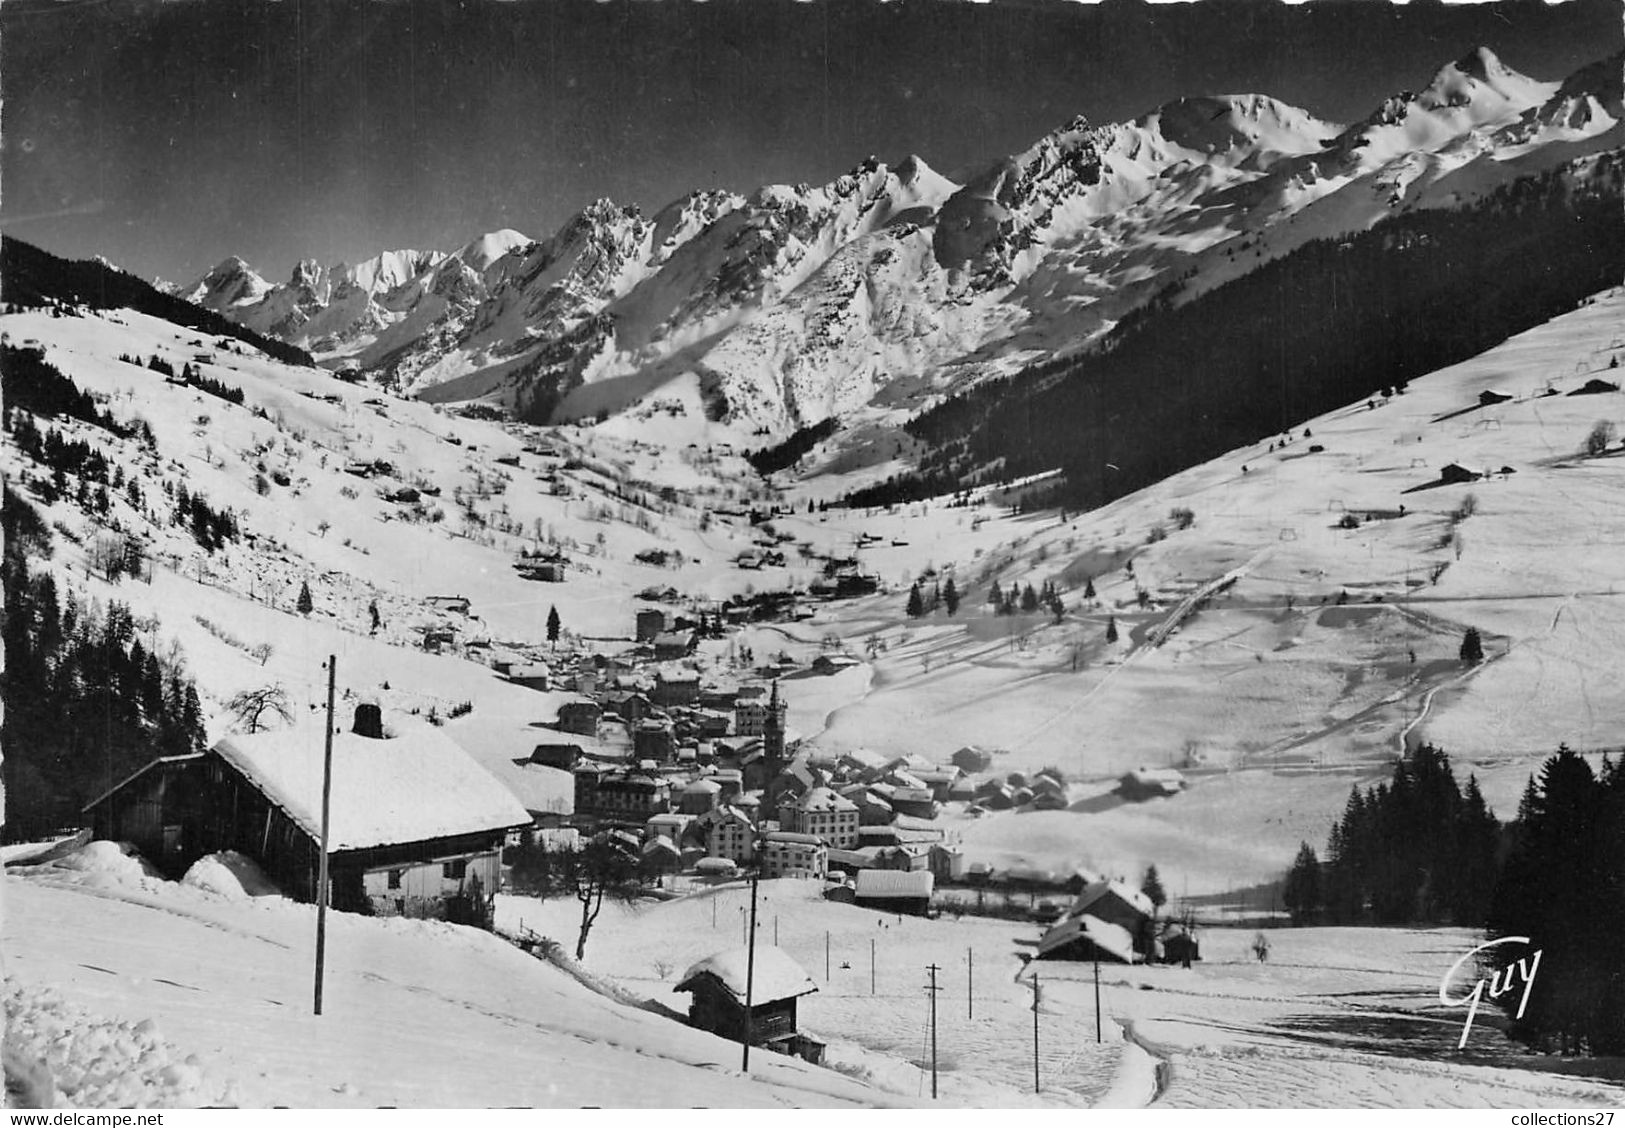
xmin=796 ymin=786 xmax=856 ymax=813
xmin=1121 ymin=767 xmax=1186 ymax=791
xmin=854 ymin=870 xmax=935 ymax=899
xmin=676 ymin=946 xmax=818 ymax=1005
xmin=683 ymin=778 xmax=723 ymax=795
xmin=212 ymin=723 xmax=532 ymax=853
xmin=1069 ymin=879 xmax=1155 ymax=921
xmin=1036 ymin=914 xmax=1138 ymax=964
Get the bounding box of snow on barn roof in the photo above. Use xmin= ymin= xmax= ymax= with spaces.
xmin=1037 ymin=914 xmax=1138 ymax=964
xmin=854 ymin=869 xmax=935 ymax=899
xmin=676 ymin=946 xmax=818 ymax=1005
xmin=1069 ymin=878 xmax=1155 ymax=921
xmin=212 ymin=723 xmax=531 ymax=853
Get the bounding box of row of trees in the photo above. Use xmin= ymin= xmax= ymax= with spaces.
xmin=2 ymin=489 xmax=210 ymax=841
xmin=1485 ymin=747 xmax=1625 ymax=1056
xmin=1282 ymin=743 xmax=1625 ymax=1057
xmin=1284 ymin=744 xmax=1500 ymax=927
xmin=906 ymin=576 xmax=1072 ymax=621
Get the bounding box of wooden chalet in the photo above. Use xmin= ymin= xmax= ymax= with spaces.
xmin=82 ymin=711 xmax=531 ymax=928
xmin=675 ymin=947 xmax=824 ymax=1064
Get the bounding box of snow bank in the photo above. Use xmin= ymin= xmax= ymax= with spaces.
xmin=2 ymin=979 xmax=237 ymax=1108
xmin=180 ymin=851 xmax=280 ymax=900
xmin=54 ymin=841 xmax=164 ymax=886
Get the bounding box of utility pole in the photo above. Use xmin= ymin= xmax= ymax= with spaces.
xmin=870 ymin=938 xmax=876 ymax=995
xmin=926 ymin=964 xmax=941 ymax=1100
xmin=742 ymin=858 xmax=760 ymax=1072
xmin=1031 ymin=969 xmax=1041 ymax=1094
xmin=313 ymin=655 xmax=336 ymax=1016
xmin=825 ymin=931 xmax=830 ymax=981
xmin=1094 ymin=957 xmax=1102 ymax=1042
xmin=967 ymin=948 xmax=974 ymax=1019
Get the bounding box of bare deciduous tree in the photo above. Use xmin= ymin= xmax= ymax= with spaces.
xmin=227 ymin=684 xmax=293 ymax=733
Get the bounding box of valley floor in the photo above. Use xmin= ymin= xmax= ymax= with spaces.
xmin=496 ymin=879 xmax=1625 ymax=1109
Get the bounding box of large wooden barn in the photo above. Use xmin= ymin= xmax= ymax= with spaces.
xmin=83 ymin=710 xmax=530 ymax=927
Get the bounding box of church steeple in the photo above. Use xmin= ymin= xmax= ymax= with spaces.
xmin=764 ymin=679 xmax=787 ymax=774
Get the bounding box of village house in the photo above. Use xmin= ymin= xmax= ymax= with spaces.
xmin=1035 ymin=914 xmax=1139 ymax=964
xmin=651 ymin=666 xmax=701 ymax=707
xmin=421 ymin=626 xmax=458 ymax=654
xmin=758 ymin=831 xmax=827 ymax=879
xmin=505 ymin=662 xmax=551 ymax=692
xmin=928 ymin=842 xmax=965 ymax=883
xmin=82 ymin=709 xmax=529 ymax=928
xmin=678 ymin=777 xmax=723 ymax=815
xmin=1034 ymin=879 xmax=1157 ymax=963
xmin=653 ymin=630 xmax=698 ymax=661
xmin=1117 ymin=767 xmax=1187 ymax=801
xmin=640 ymin=837 xmax=682 ymax=881
xmin=675 ymin=947 xmax=824 ymax=1064
xmin=635 ymin=608 xmax=672 ymax=642
xmin=599 ymin=690 xmax=654 ymax=726
xmin=573 ymin=767 xmax=672 ymax=825
xmin=555 ymin=700 xmax=602 ymax=737
xmin=854 ymin=869 xmax=935 ymax=915
xmin=843 ymin=785 xmax=894 ymax=826
xmin=644 ymin=811 xmax=691 ymax=843
xmin=778 ymin=786 xmax=860 ymax=849
xmin=528 ymin=743 xmax=585 ymax=771
xmin=695 ymin=805 xmax=756 ymax=865
xmin=888 ymin=787 xmax=939 ymax=820
xmin=425 ymin=594 xmax=472 ymax=616
xmin=633 ymin=719 xmax=677 ymax=762
xmin=1160 ymin=924 xmax=1201 ymax=965
xmin=734 ymin=699 xmax=769 ymax=737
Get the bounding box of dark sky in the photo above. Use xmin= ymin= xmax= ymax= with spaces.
xmin=3 ymin=0 xmax=1617 ymax=284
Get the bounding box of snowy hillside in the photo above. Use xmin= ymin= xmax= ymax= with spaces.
xmin=10 ymin=276 xmax=1625 ymax=898
xmin=492 ymin=878 xmax=1623 ymax=1108
xmin=705 ymin=285 xmax=1625 ymax=896
xmin=2 ymin=850 xmax=909 ymax=1108
xmin=179 ymin=50 xmax=1622 ymax=444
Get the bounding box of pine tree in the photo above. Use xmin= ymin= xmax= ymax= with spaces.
xmin=1141 ymin=865 xmax=1167 ymax=915
xmin=942 ymin=576 xmax=960 ymax=616
xmin=905 ymin=582 xmax=924 ymax=618
xmin=296 ymin=580 xmax=313 ymax=615
xmin=1084 ymin=576 xmax=1096 ymax=600
xmin=1283 ymin=842 xmax=1322 ymax=925
xmin=1020 ymin=584 xmax=1039 ymax=613
xmin=1485 ymin=746 xmax=1623 ymax=1055
xmin=369 ymin=600 xmax=381 ymax=634
xmin=1460 ymin=626 xmax=1484 ymax=664
xmin=547 ymin=605 xmax=562 ymax=646
xmin=1106 ymin=616 xmax=1118 ymax=644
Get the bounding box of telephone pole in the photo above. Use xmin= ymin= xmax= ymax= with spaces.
xmin=1094 ymin=957 xmax=1102 ymax=1042
xmin=313 ymin=655 xmax=336 ymax=1016
xmin=741 ymin=858 xmax=760 ymax=1072
xmin=926 ymin=963 xmax=941 ymax=1100
xmin=1031 ymin=969 xmax=1041 ymax=1094
xmin=967 ymin=948 xmax=974 ymax=1019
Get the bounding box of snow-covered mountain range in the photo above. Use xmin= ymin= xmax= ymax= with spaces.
xmin=176 ymin=48 xmax=1622 ymax=437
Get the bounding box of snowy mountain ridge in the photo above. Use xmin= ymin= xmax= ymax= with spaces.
xmin=176 ymin=48 xmax=1621 ymax=443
